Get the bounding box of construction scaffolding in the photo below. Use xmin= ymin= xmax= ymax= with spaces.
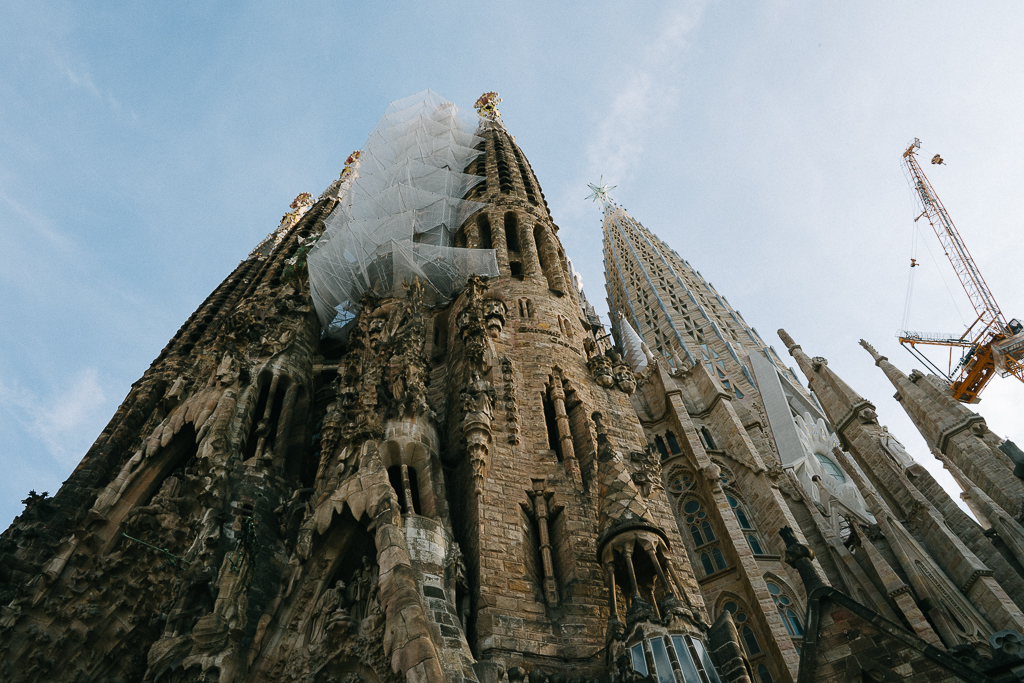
xmin=308 ymin=90 xmax=499 ymax=336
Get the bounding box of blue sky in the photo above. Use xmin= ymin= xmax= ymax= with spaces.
xmin=2 ymin=2 xmax=1023 ymax=528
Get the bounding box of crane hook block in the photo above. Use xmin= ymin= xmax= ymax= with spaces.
xmin=931 ymin=154 xmax=944 ymax=165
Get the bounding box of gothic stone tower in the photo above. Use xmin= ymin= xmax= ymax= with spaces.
xmin=600 ymin=200 xmax=1024 ymax=683
xmin=0 ymin=93 xmax=721 ymax=683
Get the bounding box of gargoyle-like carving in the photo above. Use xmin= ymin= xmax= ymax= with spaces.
xmin=482 ymin=298 xmax=507 ymax=338
xmin=613 ymin=362 xmax=636 ymax=394
xmin=588 ymin=353 xmax=615 ymax=389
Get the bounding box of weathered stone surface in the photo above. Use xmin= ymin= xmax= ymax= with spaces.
xmin=2 ymin=95 xmax=1022 ymax=683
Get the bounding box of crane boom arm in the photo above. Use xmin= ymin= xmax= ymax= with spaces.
xmin=903 ymin=139 xmax=1008 ymax=343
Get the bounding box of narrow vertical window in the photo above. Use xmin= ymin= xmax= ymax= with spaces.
xmin=630 ymin=643 xmax=648 ymax=676
xmin=700 ymin=427 xmax=716 ymax=450
xmin=742 ymin=625 xmax=761 ymax=655
xmin=504 ymin=212 xmax=520 ymax=252
xmin=666 ymin=431 xmax=681 ymax=454
xmin=748 ymin=535 xmax=765 ymax=555
xmin=541 ymin=392 xmax=562 ymax=460
xmin=477 ymin=214 xmax=492 ymax=249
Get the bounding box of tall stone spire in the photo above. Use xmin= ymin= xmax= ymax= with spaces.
xmin=782 ymin=330 xmax=1024 ymax=640
xmin=860 ymin=339 xmax=1024 ymax=519
xmin=777 ymin=328 xmax=871 ymax=422
xmin=602 ymin=202 xmax=793 ymax=393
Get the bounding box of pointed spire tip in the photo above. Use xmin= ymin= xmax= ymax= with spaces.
xmin=778 ymin=329 xmax=798 ymax=353
xmin=859 ymin=339 xmax=887 ymax=365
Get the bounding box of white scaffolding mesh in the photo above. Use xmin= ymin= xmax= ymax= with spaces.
xmin=308 ymin=90 xmax=498 ymax=336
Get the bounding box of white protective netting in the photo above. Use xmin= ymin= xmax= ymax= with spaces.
xmin=308 ymin=90 xmax=499 ymax=336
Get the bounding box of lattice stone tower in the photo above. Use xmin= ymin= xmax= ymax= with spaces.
xmin=0 ymin=93 xmax=722 ymax=683
xmin=601 ymin=199 xmax=1024 ymax=683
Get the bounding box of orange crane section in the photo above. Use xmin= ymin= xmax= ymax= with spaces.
xmin=897 ymin=138 xmax=1024 ymax=403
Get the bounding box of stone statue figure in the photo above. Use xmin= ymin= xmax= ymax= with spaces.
xmin=341 ymin=555 xmax=381 ymax=624
xmin=465 ymin=370 xmax=495 ymax=418
xmin=446 ymin=542 xmax=470 ymax=629
xmin=89 ymin=449 xmax=145 ymax=521
xmin=165 ymin=554 xmax=219 ymax=638
xmin=879 ymin=426 xmax=914 ymax=468
xmin=310 ymin=580 xmax=346 ymax=644
xmin=126 ymin=474 xmax=185 ymax=537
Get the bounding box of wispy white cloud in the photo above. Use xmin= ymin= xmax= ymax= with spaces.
xmin=0 ymin=368 xmax=108 ymax=465
xmin=51 ymin=53 xmax=134 ymax=120
xmin=585 ymin=3 xmax=707 ymax=187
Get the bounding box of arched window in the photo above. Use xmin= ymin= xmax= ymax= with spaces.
xmin=667 ymin=470 xmax=693 ymax=495
xmin=700 ymin=552 xmax=714 ymax=575
xmin=700 ymin=426 xmax=717 ymax=450
xmin=757 ymin=664 xmax=774 ymax=683
xmin=748 ymin=535 xmax=765 ymax=555
xmin=682 ymin=499 xmax=716 ymax=546
xmin=665 ymin=431 xmax=681 ymax=454
xmin=477 ymin=214 xmax=492 ymax=249
xmin=728 ymin=495 xmax=753 ymax=529
xmin=767 ymin=582 xmax=803 ymax=637
xmin=654 ymin=435 xmax=668 ymax=460
xmin=723 ymin=601 xmax=761 ymax=656
xmin=699 ymin=549 xmax=728 ymax=577
xmin=504 ymin=212 xmax=520 ymax=252
xmin=814 ymin=453 xmax=846 ymax=482
xmin=742 ymin=626 xmax=761 ymax=655
xmin=729 ymin=493 xmax=768 ymax=555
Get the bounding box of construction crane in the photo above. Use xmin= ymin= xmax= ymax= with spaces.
xmin=897 ymin=138 xmax=1024 ymax=403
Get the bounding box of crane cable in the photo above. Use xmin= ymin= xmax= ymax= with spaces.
xmin=899 ymin=147 xmax=970 ymax=334
xmin=901 ymin=222 xmax=918 ymax=331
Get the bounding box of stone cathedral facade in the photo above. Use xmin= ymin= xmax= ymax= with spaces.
xmin=1 ymin=92 xmax=1023 ymax=683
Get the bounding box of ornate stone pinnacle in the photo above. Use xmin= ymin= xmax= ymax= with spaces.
xmin=474 ymin=91 xmax=502 ymax=120
xmin=859 ymin=339 xmax=887 ymax=365
xmin=777 ymin=329 xmax=799 ymax=353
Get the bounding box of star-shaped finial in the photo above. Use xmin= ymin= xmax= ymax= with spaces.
xmin=586 ymin=177 xmax=616 ymax=205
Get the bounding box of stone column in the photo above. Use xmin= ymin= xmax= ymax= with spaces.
xmin=489 ymin=208 xmax=508 ymax=274
xmin=400 ymin=464 xmax=415 ymax=515
xmin=548 ymin=372 xmax=581 ymax=484
xmin=526 ymin=487 xmax=560 ymax=606
xmin=535 ymin=224 xmax=566 ymax=294
xmin=518 ymin=219 xmax=541 ymax=279
xmin=253 ymin=373 xmax=281 ymax=460
xmin=272 ymin=381 xmax=300 ymax=467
